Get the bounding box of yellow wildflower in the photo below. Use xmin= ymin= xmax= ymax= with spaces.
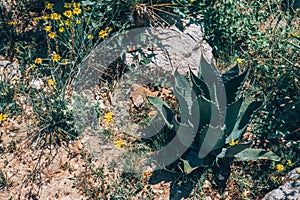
xmin=33 ymin=17 xmax=40 ymax=22
xmin=47 ymin=79 xmax=56 ymax=86
xmin=51 ymin=54 xmax=61 ymax=62
xmin=104 ymin=112 xmax=113 ymax=123
xmin=75 ymin=19 xmax=80 ymax=24
xmin=34 ymin=57 xmax=43 ymax=64
xmin=64 ymin=3 xmax=72 ymax=8
xmin=61 ymin=59 xmax=68 ymax=64
xmin=99 ymin=30 xmax=108 ymax=39
xmin=8 ymin=21 xmax=16 ymax=25
xmin=190 ymin=0 xmax=196 ymax=3
xmin=59 ymin=27 xmax=65 ymax=33
xmin=85 ymin=6 xmax=91 ymax=11
xmin=45 ymin=2 xmax=53 ymax=9
xmin=73 ymin=7 xmax=82 ymax=15
xmin=0 ymin=113 xmax=8 ymax=122
xmin=105 ymin=27 xmax=112 ymax=32
xmin=63 ymin=10 xmax=73 ymax=18
xmin=87 ymin=34 xmax=93 ymax=39
xmin=51 ymin=13 xmax=61 ymax=20
xmin=44 ymin=25 xmax=51 ymax=32
xmin=287 ymin=159 xmax=293 ymax=167
xmin=229 ymin=137 xmax=239 ymax=146
xmin=237 ymin=58 xmax=243 ymax=64
xmin=276 ymin=164 xmax=285 ymax=172
xmin=114 ymin=139 xmax=125 ymax=148
xmin=290 ymin=33 xmax=298 ymax=37
xmin=42 ymin=15 xmax=50 ymax=20
xmin=29 ymin=64 xmax=36 ymax=69
xmin=65 ymin=20 xmax=71 ymax=26
xmin=48 ymin=32 xmax=56 ymax=39
xmin=297 ymin=169 xmax=300 ymax=174
xmin=73 ymin=2 xmax=81 ymax=8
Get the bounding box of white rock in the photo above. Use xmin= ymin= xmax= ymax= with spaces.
xmin=30 ymin=78 xmax=44 ymax=90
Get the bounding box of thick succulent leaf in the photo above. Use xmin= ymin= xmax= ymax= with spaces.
xmin=235 ymin=148 xmax=281 ymax=161
xmin=198 ymin=54 xmax=212 ymax=78
xmin=181 ymin=159 xmax=199 ymax=174
xmin=217 ymin=142 xmax=252 ymax=159
xmin=173 ymin=117 xmax=195 ymax=147
xmin=224 ymin=97 xmax=243 ymax=136
xmin=197 ymin=95 xmax=213 ymax=128
xmin=198 ymin=55 xmax=222 ymax=105
xmin=224 ymin=70 xmax=248 ymax=104
xmin=174 ymin=87 xmax=191 ymax=124
xmin=226 ymin=99 xmax=263 ymax=143
xmin=190 ymin=69 xmax=210 ymax=99
xmin=173 ymin=71 xmax=193 ymax=122
xmin=148 ymin=96 xmax=174 ymax=128
xmin=222 ymin=64 xmax=240 ymax=82
xmin=198 ymin=125 xmax=224 ymax=159
xmin=238 ymin=100 xmax=263 ymax=130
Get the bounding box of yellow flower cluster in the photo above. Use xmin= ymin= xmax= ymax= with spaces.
xmin=287 ymin=159 xmax=293 ymax=167
xmin=64 ymin=3 xmax=72 ymax=9
xmin=47 ymin=79 xmax=56 ymax=86
xmin=42 ymin=15 xmax=50 ymax=20
xmin=34 ymin=57 xmax=43 ymax=64
xmin=73 ymin=7 xmax=82 ymax=15
xmin=51 ymin=54 xmax=61 ymax=62
xmin=229 ymin=137 xmax=239 ymax=146
xmin=59 ymin=27 xmax=64 ymax=33
xmin=48 ymin=32 xmax=56 ymax=39
xmin=276 ymin=164 xmax=285 ymax=172
xmin=114 ymin=139 xmax=125 ymax=148
xmin=51 ymin=13 xmax=61 ymax=20
xmin=63 ymin=10 xmax=73 ymax=18
xmin=237 ymin=58 xmax=243 ymax=64
xmin=45 ymin=2 xmax=53 ymax=10
xmin=63 ymin=2 xmax=81 ymax=18
xmin=8 ymin=21 xmax=16 ymax=25
xmin=0 ymin=113 xmax=8 ymax=122
xmin=99 ymin=27 xmax=112 ymax=39
xmin=104 ymin=112 xmax=113 ymax=123
xmin=44 ymin=25 xmax=51 ymax=32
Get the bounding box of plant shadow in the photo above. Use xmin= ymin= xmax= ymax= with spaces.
xmin=148 ymin=163 xmax=232 ymax=199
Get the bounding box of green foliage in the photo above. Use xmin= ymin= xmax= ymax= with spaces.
xmin=149 ymin=55 xmax=280 ymax=174
xmin=0 ymin=169 xmax=7 ymax=190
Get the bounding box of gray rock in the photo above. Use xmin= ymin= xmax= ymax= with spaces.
xmin=262 ymin=167 xmax=300 ymax=200
xmin=123 ymin=18 xmax=214 ymax=78
xmin=0 ymin=59 xmax=21 ymax=83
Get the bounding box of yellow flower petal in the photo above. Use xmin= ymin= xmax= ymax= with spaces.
xmin=51 ymin=54 xmax=61 ymax=62
xmin=99 ymin=30 xmax=108 ymax=38
xmin=47 ymin=79 xmax=56 ymax=86
xmin=64 ymin=3 xmax=72 ymax=8
xmin=276 ymin=164 xmax=285 ymax=172
xmin=287 ymin=159 xmax=293 ymax=167
xmin=34 ymin=57 xmax=43 ymax=64
xmin=73 ymin=8 xmax=82 ymax=15
xmin=63 ymin=10 xmax=73 ymax=18
xmin=237 ymin=58 xmax=243 ymax=64
xmin=0 ymin=113 xmax=8 ymax=122
xmin=114 ymin=139 xmax=125 ymax=148
xmin=48 ymin=32 xmax=56 ymax=39
xmin=44 ymin=25 xmax=52 ymax=32
xmin=103 ymin=112 xmax=113 ymax=123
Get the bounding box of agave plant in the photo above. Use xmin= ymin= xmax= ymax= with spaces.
xmin=148 ymin=55 xmax=280 ymax=174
